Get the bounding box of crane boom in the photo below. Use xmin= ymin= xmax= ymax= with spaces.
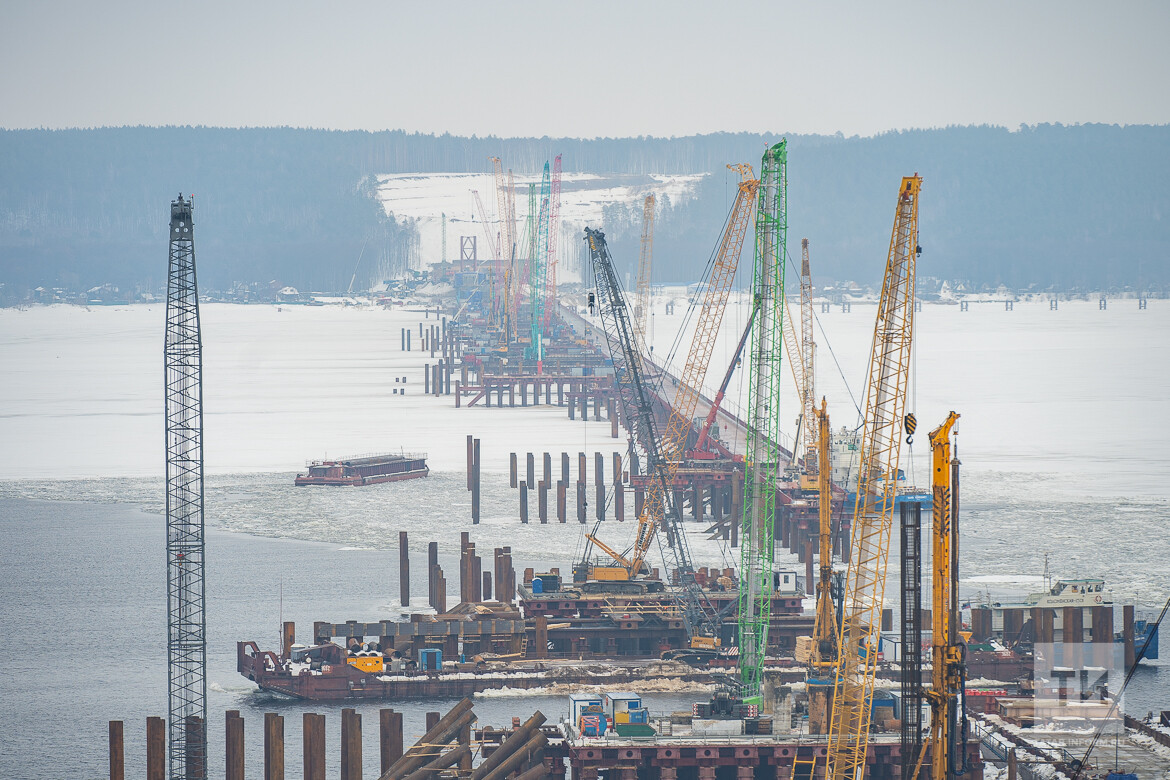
xmin=471 ymin=188 xmax=501 ymax=323
xmin=471 ymin=189 xmax=501 ymax=261
xmin=584 ymin=228 xmax=720 ymax=641
xmin=630 ymin=163 xmax=759 ymax=579
xmin=543 ymin=155 xmax=562 ymax=331
xmin=800 ymin=239 xmax=817 ymax=464
xmin=529 ymin=164 xmax=551 ymax=364
xmin=918 ymin=412 xmax=961 ymax=780
xmin=514 ymin=182 xmax=536 ymax=339
xmin=635 ymin=194 xmax=656 ymax=347
xmin=780 ymin=239 xmax=817 ymax=467
xmin=738 ymin=140 xmax=787 ymax=701
xmin=693 ymin=306 xmax=756 ymax=455
xmin=492 ymin=157 xmax=512 ymax=323
xmin=505 ymin=170 xmax=518 ymax=342
xmin=826 ymin=175 xmax=921 ymax=780
xmin=781 ymin=292 xmax=807 ymax=463
xmin=812 ymin=399 xmax=838 ymax=666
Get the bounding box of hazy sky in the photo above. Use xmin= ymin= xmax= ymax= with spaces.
xmin=2 ymin=1 xmax=1167 ymax=137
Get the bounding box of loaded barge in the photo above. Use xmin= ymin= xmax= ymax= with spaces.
xmin=295 ymin=452 xmax=428 ymax=486
xmin=237 ymin=580 xmax=811 ymax=701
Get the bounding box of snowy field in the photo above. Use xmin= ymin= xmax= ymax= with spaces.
xmin=376 ymin=171 xmax=704 ymax=280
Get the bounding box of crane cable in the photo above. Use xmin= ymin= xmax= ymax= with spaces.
xmin=655 ymin=190 xmax=738 ymax=399
xmin=781 ymin=245 xmax=862 ymax=419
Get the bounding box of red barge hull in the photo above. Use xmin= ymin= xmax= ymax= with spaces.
xmin=237 ymin=641 xmax=714 ymax=701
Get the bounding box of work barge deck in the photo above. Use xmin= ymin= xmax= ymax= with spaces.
xmin=106 ymin=696 xmax=989 ymax=780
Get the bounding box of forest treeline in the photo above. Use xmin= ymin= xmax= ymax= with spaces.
xmin=0 ymin=124 xmax=1166 ymax=296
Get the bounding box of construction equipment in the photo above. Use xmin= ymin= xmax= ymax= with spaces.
xmin=542 ymin=155 xmax=562 ymax=333
xmin=513 ymin=182 xmax=537 ymax=345
xmin=583 ymin=162 xmax=759 ymax=585
xmin=528 ymin=164 xmax=551 ymax=365
xmin=806 ymin=398 xmax=839 ymax=735
xmin=634 ymin=194 xmax=656 ymax=348
xmin=581 ymin=227 xmax=722 ymax=648
xmin=812 ymin=399 xmax=839 ymax=665
xmin=907 ymin=412 xmax=962 ymax=779
xmin=471 ymin=189 xmax=501 ymax=323
xmin=165 ymin=194 xmax=208 ymax=780
xmin=799 ymin=239 xmax=816 ymax=463
xmin=690 ymin=307 xmax=756 ymax=459
xmin=825 ymin=175 xmax=921 ymax=780
xmin=491 ymin=157 xmax=514 ymax=327
xmin=780 ymin=239 xmax=817 ymax=473
xmin=738 ymin=140 xmax=787 ymax=702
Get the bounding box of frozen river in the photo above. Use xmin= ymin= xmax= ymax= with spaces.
xmin=1 ymin=298 xmax=1167 ymax=778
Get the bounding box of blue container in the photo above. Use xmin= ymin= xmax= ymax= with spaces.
xmin=532 ymin=577 xmax=544 ymax=594
xmin=419 ymin=648 xmax=442 ymax=671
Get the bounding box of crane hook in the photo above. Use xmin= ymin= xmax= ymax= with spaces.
xmin=904 ymin=413 xmax=917 ymax=444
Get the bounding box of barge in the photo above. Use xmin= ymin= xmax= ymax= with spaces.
xmin=294 ymin=452 xmax=428 ymax=486
xmin=237 ymin=640 xmax=717 ymax=701
xmin=968 ymin=577 xmax=1158 ymax=662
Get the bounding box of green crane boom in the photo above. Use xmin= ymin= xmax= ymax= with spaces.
xmin=738 ymin=140 xmax=788 ymax=703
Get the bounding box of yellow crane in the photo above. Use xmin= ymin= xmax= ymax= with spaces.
xmin=584 ymin=164 xmax=759 ymax=582
xmin=909 ymin=411 xmax=962 ymax=779
xmin=807 ymin=398 xmax=839 ymax=733
xmin=825 ymin=175 xmax=921 ymax=780
xmin=634 ymin=194 xmax=656 ymax=349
